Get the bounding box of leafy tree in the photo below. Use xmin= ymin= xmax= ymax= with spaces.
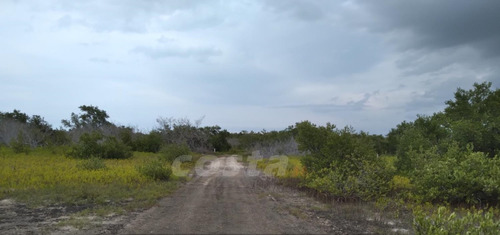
xmin=62 ymin=105 xmax=110 ymax=129
xmin=392 ymin=115 xmax=450 ymax=172
xmin=444 ymin=82 xmax=500 ymax=157
xmin=0 ymin=110 xmax=54 ymax=147
xmin=206 ymin=126 xmax=231 ymax=152
xmin=0 ymin=109 xmax=29 ymax=123
xmin=386 ymin=121 xmax=413 ymax=154
xmin=295 ymin=121 xmax=334 ymax=154
xmin=367 ymin=134 xmax=389 ymax=155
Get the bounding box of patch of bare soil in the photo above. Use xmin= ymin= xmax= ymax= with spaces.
xmin=0 ymin=198 xmax=83 ymax=234
xmin=254 ymin=177 xmax=413 ymax=234
xmin=0 ymin=198 xmax=140 ymax=235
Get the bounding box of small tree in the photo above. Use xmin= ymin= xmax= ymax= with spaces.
xmin=206 ymin=126 xmax=231 ymax=152
xmin=444 ymin=82 xmax=500 ymax=157
xmin=62 ymin=105 xmax=110 ymax=129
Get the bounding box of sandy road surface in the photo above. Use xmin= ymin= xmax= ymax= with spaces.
xmin=120 ymin=156 xmax=325 ymax=234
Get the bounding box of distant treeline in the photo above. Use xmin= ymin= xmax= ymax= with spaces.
xmin=2 ymin=82 xmax=499 ymax=161
xmin=0 ymin=105 xmax=232 ymax=154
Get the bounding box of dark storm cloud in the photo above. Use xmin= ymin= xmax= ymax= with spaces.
xmin=358 ymin=0 xmax=500 ymax=58
xmin=248 ymin=0 xmax=386 ymax=79
xmin=3 ymin=0 xmax=500 ymax=135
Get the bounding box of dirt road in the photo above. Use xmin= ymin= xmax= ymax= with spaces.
xmin=120 ymin=156 xmax=326 ymax=234
xmin=1 ymin=155 xmax=411 ymax=234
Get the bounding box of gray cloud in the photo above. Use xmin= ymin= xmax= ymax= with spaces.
xmin=1 ymin=0 xmax=500 ymax=135
xmin=356 ymin=0 xmax=500 ymax=57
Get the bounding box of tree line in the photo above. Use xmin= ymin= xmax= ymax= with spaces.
xmin=0 ymin=105 xmax=232 ymax=155
xmin=2 ymin=82 xmax=499 ymax=206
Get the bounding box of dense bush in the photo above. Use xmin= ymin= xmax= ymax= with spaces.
xmin=356 ymin=157 xmax=396 ymax=200
xmin=295 ymin=121 xmax=395 ymax=200
xmin=413 ymin=206 xmax=500 ymax=235
xmin=49 ymin=129 xmax=70 ymax=146
xmin=68 ymin=132 xmax=132 ymax=159
xmin=208 ymin=127 xmax=231 ymax=152
xmin=136 ymin=159 xmax=172 ymax=181
xmin=303 ymin=157 xmax=395 ymax=201
xmin=68 ymin=131 xmax=101 ymax=158
xmin=160 ymin=143 xmax=191 ymax=163
xmin=410 ymin=144 xmax=500 ymax=205
xmin=133 ymin=131 xmax=163 ymax=153
xmin=297 ymin=123 xmax=377 ymax=173
xmin=101 ymin=136 xmax=133 ymax=159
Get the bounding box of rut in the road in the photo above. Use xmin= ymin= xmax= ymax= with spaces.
xmin=120 ymin=156 xmax=326 ymax=234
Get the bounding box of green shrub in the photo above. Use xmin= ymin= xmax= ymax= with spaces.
xmin=132 ymin=130 xmax=163 ymax=153
xmin=411 ymin=144 xmax=500 ymax=204
xmin=390 ymin=175 xmax=413 ymax=192
xmin=137 ymin=159 xmax=172 ymax=181
xmin=303 ymin=158 xmax=395 ymax=201
xmin=77 ymin=157 xmax=107 ymax=171
xmin=101 ymin=136 xmax=133 ymax=159
xmin=160 ymin=144 xmax=190 ymax=163
xmin=68 ymin=132 xmax=102 ymax=159
xmin=296 ymin=122 xmax=394 ymax=200
xmin=209 ymin=129 xmax=231 ymax=152
xmin=68 ymin=132 xmax=132 ymax=159
xmin=304 ymin=168 xmax=358 ymax=198
xmin=49 ymin=129 xmax=70 ymax=146
xmin=357 ymin=158 xmax=395 ymax=200
xmin=10 ymin=131 xmax=30 ymax=154
xmin=413 ymin=206 xmax=500 ymax=235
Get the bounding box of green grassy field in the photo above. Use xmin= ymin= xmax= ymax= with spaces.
xmin=0 ymin=146 xmax=188 ymax=213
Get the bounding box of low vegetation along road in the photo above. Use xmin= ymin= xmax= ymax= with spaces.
xmin=120 ymin=156 xmax=325 ymax=234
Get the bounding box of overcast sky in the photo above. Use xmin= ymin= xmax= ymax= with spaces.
xmin=1 ymin=0 xmax=499 ymax=134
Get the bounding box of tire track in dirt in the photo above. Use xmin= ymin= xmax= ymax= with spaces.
xmin=120 ymin=156 xmax=326 ymax=234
